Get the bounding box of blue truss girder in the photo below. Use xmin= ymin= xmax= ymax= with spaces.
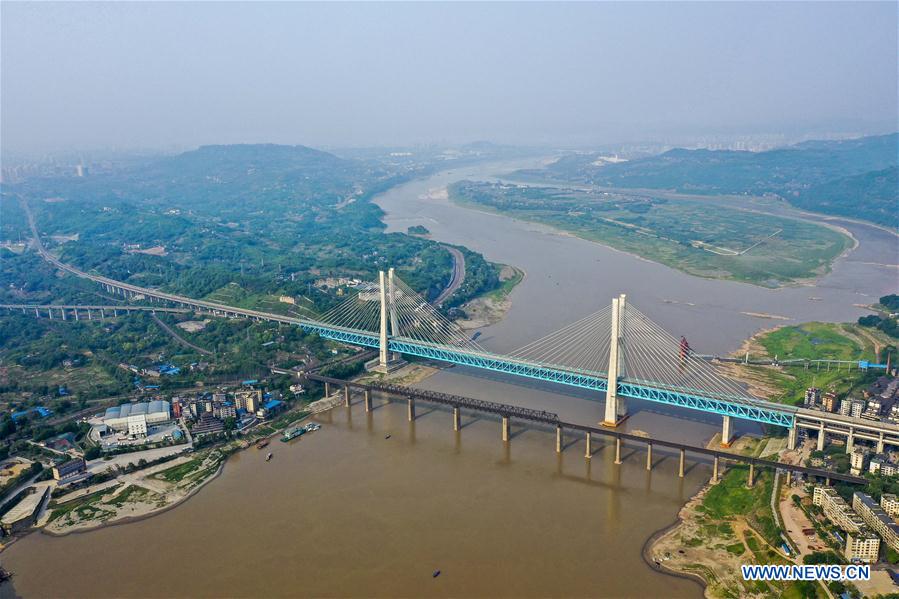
xmin=617 ymin=382 xmax=795 ymax=427
xmin=297 ymin=323 xmax=380 ymax=348
xmin=387 ymin=339 xmax=609 ymax=392
xmin=293 ymin=323 xmax=795 ymax=428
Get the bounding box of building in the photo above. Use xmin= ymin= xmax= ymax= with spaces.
xmin=102 ymin=401 xmax=171 ymax=432
xmin=881 ymin=494 xmax=899 ymax=520
xmin=805 ymin=387 xmax=821 ymax=408
xmin=257 ymin=399 xmax=284 ymax=419
xmin=235 ymin=390 xmax=262 ymax=413
xmin=51 ymin=458 xmax=86 ymax=481
xmin=838 ymin=399 xmax=851 ymax=416
xmin=853 ymin=492 xmax=899 ymax=552
xmin=191 ymin=413 xmax=224 ymax=437
xmin=851 ymin=448 xmax=870 ymax=476
xmin=850 ymin=398 xmax=866 ymax=419
xmin=215 ymin=403 xmax=236 ymax=420
xmin=127 ymin=415 xmax=148 ymax=437
xmin=823 ymin=392 xmax=839 ymax=413
xmin=1 ymin=487 xmax=49 ymax=535
xmin=863 ymin=398 xmax=883 ymax=421
xmin=845 ymin=530 xmax=880 ymax=563
xmin=813 ymin=487 xmax=866 ymax=533
xmin=870 ymin=456 xmax=899 ymax=477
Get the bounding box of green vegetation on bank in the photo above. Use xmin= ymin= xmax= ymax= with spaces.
xmin=450 ymin=180 xmax=851 ymax=287
xmin=738 ymin=322 xmax=895 ymax=407
xmin=858 ymin=294 xmax=899 ymax=338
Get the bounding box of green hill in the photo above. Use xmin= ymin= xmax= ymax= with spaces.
xmin=515 ymin=133 xmax=899 ymax=229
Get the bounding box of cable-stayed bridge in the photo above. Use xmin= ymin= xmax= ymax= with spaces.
xmin=24 ymin=201 xmax=899 ymax=454
xmin=28 ymin=221 xmax=796 ymax=432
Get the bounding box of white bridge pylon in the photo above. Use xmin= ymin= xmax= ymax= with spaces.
xmin=319 ymin=270 xmax=762 ymax=436
xmin=318 ymin=268 xmax=485 ymax=366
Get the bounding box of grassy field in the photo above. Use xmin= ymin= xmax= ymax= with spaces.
xmin=485 ymin=264 xmax=523 ymax=302
xmin=737 ymin=322 xmax=891 ymax=406
xmin=450 ymin=182 xmax=852 ymax=287
xmin=0 ymin=362 xmax=124 ymax=405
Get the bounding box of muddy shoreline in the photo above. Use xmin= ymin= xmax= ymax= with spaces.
xmin=36 ymin=457 xmax=228 ymax=540
xmin=641 ymin=515 xmax=708 ymax=592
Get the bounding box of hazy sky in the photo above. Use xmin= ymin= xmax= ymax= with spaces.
xmin=2 ymin=1 xmax=897 ymax=153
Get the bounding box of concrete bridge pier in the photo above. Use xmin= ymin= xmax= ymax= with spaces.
xmin=324 ymin=382 xmax=331 ymax=397
xmin=502 ymin=416 xmax=510 ymax=442
xmin=344 ymin=385 xmax=351 ymax=407
xmin=817 ymin=422 xmax=825 ymax=451
xmin=364 ymin=390 xmax=372 ymax=412
xmin=878 ymin=433 xmax=885 ymax=454
xmin=787 ymin=426 xmax=798 ymax=451
xmin=747 ymin=462 xmax=755 ymax=487
xmin=87 ymin=310 xmax=92 ymax=320
xmin=679 ymin=449 xmax=685 ymax=478
xmin=555 ymin=425 xmax=563 ymax=453
xmin=73 ymin=309 xmax=78 ymax=321
xmin=407 ymin=398 xmax=415 ymax=421
xmin=712 ymin=456 xmax=720 ymax=483
xmin=113 ymin=309 xmax=118 ymax=317
xmin=585 ymin=432 xmax=592 ymax=458
xmin=846 ymin=427 xmax=855 ymax=454
xmin=100 ymin=309 xmax=106 ymax=318
xmin=34 ymin=307 xmax=39 ymax=318
xmin=646 ymin=442 xmax=653 ymax=471
xmin=614 ymin=437 xmax=622 ymax=464
xmin=721 ymin=415 xmax=733 ymax=447
xmin=48 ymin=308 xmax=53 ymax=319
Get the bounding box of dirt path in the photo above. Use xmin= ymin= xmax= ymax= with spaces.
xmin=152 ymin=314 xmax=213 ymax=355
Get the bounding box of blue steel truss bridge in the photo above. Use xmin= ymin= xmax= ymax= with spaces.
xmin=26 ymin=199 xmax=899 ymax=454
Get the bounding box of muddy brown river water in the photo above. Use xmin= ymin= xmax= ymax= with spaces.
xmin=1 ymin=400 xmax=706 ymax=598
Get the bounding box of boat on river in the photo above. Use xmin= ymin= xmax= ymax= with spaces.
xmin=281 ymin=422 xmax=321 ymax=442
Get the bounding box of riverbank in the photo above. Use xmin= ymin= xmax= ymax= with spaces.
xmin=455 ymin=264 xmax=524 ymax=330
xmin=447 ymin=183 xmax=854 ymax=289
xmin=644 ymin=435 xmax=809 ymax=598
xmin=721 ymin=321 xmax=892 ymax=408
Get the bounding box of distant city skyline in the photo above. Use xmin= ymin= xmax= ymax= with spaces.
xmin=2 ymin=2 xmax=897 ymax=154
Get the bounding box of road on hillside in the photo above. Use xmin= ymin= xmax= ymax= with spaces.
xmin=434 ymin=245 xmax=465 ymax=305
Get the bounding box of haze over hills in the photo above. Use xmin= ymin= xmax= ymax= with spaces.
xmin=515 ymin=133 xmax=899 ymax=229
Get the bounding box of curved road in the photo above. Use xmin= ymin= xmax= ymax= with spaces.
xmin=434 ymin=245 xmax=465 ymax=305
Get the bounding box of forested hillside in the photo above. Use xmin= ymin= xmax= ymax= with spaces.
xmin=514 ymin=134 xmax=898 ymax=228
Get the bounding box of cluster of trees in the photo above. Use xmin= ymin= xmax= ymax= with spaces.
xmin=858 ymin=296 xmax=899 ymax=339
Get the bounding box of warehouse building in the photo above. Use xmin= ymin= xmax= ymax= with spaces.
xmin=102 ymin=400 xmax=171 ymax=435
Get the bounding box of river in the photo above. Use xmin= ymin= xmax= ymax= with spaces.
xmin=374 ymin=158 xmax=898 ymax=435
xmin=1 ymin=159 xmax=895 ymax=597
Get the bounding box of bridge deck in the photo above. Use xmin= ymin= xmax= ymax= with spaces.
xmin=25 ymin=205 xmax=795 ymax=429
xmin=306 ymin=373 xmax=864 ymax=485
